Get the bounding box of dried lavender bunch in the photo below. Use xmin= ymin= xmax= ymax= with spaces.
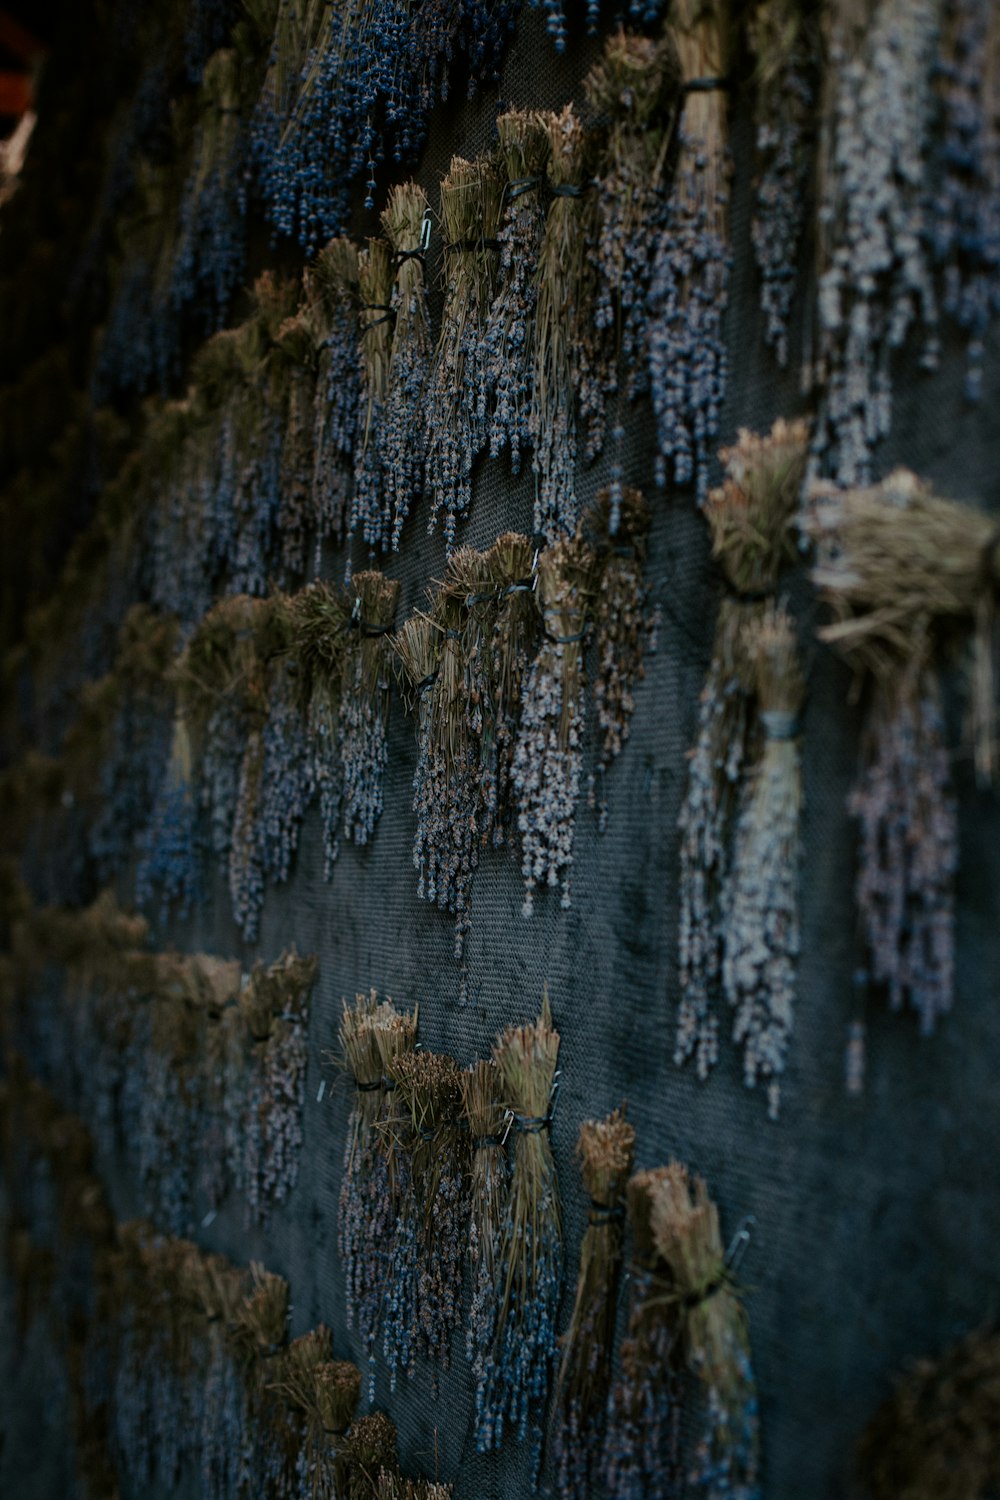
xmin=338 ymin=572 xmax=400 ymax=845
xmin=476 ymin=995 xmax=561 ymax=1473
xmin=461 ymin=1060 xmax=509 ymax=1395
xmin=850 ymin=674 xmax=958 ymax=1035
xmin=749 ymin=0 xmax=819 ymax=367
xmin=287 ymin=581 xmax=350 ymax=878
xmin=351 ymin=241 xmax=394 ymax=548
xmin=530 ymin=107 xmax=600 ymax=538
xmin=485 ymin=112 xmax=551 ymax=476
xmin=382 ymin=1051 xmax=469 ymax=1389
xmin=648 ymin=0 xmax=732 ymax=503
xmin=604 ymin=1168 xmax=682 ymax=1500
xmin=231 ymin=1263 xmax=293 ymax=1493
xmin=381 ymin=184 xmax=432 ymax=550
xmin=188 ymin=1255 xmax=247 ymax=1500
xmin=308 ymin=237 xmax=360 ymax=552
xmin=555 ymin=1107 xmax=635 ymax=1500
xmin=585 ymin=29 xmax=680 ymax=414
xmin=336 ymin=993 xmax=390 ymax=1347
xmin=310 ymin=1360 xmax=361 ymax=1500
xmin=426 ymin=157 xmax=503 ymax=545
xmin=586 ymin=487 xmax=652 ymax=830
xmin=485 ymin=532 xmax=541 ymax=840
xmin=722 ymin=606 xmax=805 ymax=1120
xmin=676 ymin=419 xmax=809 ymax=1081
xmin=341 ymin=1411 xmax=399 ymax=1500
xmin=813 ymin=0 xmax=940 ymax=484
xmin=272 ymin=309 xmax=321 ymax=582
xmin=268 ymin=1326 xmax=334 ymax=1497
xmin=513 ymin=537 xmax=596 ymax=915
xmin=858 ymin=1326 xmax=1000 ymax=1500
xmin=929 ymin=0 xmax=1000 ymax=403
xmin=650 ymin=1163 xmax=761 ymax=1499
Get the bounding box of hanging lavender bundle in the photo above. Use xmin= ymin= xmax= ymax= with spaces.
xmin=722 ymin=606 xmax=805 ymax=1120
xmin=308 ymin=1360 xmax=361 ymax=1500
xmin=307 ymin=238 xmax=360 ymax=553
xmin=171 ymin=48 xmax=248 ymax=334
xmin=266 ymin=1327 xmax=335 ymax=1500
xmin=381 ymin=1051 xmax=469 ymax=1390
xmin=335 ymin=994 xmax=418 ymax=1397
xmin=287 ymin=581 xmax=350 ymax=878
xmin=584 ymin=29 xmax=680 ymax=426
xmin=191 ymin=1254 xmax=248 ymax=1500
xmin=676 ymin=419 xmax=808 ymax=1082
xmin=426 ymin=157 xmax=503 ymax=546
xmin=748 ymin=0 xmax=818 ymax=368
xmin=485 ymin=111 xmax=551 ymax=477
xmin=586 ymin=486 xmax=652 ymax=830
xmin=603 ymin=1168 xmax=681 ymax=1500
xmin=229 ymin=1262 xmax=291 ymax=1491
xmin=476 ymin=996 xmax=561 ymax=1472
xmin=647 ymin=0 xmax=732 ymax=503
xmin=461 ymin=1060 xmax=509 ymax=1397
xmin=484 ymin=532 xmax=541 ymax=843
xmin=381 ymin=184 xmax=433 ymax=550
xmin=806 ymin=468 xmax=999 ymax=1030
xmin=513 ymin=536 xmax=595 ymax=915
xmin=812 ymin=0 xmax=940 ymax=484
xmin=530 ymin=107 xmax=600 ymax=538
xmin=394 ymin=611 xmax=445 ymax=897
xmin=341 ymin=1411 xmax=400 ymax=1500
xmin=649 ymin=1163 xmax=761 ymax=1500
xmin=351 ymin=241 xmax=394 ymax=550
xmin=928 ymin=0 xmax=1000 ymax=403
xmin=271 ymin=308 xmax=321 ymax=582
xmin=338 ymin=571 xmax=399 ymax=845
xmin=136 ymin=714 xmax=202 ymax=919
xmin=554 ymin=1107 xmax=635 ymax=1500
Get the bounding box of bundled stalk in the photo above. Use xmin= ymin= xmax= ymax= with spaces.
xmin=748 ymin=0 xmax=819 ymax=367
xmin=650 ymin=1163 xmax=760 ymax=1499
xmin=805 ymin=468 xmax=999 ymax=1030
xmin=381 ymin=184 xmax=432 ymax=549
xmin=485 ymin=110 xmax=552 ymax=476
xmin=426 ymin=156 xmax=504 ymax=545
xmin=351 ymin=240 xmax=394 ymax=548
xmin=484 ymin=532 xmax=541 ymax=839
xmin=271 ymin=307 xmax=322 ymax=581
xmin=604 ymin=1168 xmax=681 ymax=1498
xmin=585 ymin=29 xmax=681 ymax=424
xmin=189 ymin=1253 xmax=248 ymax=1500
xmin=286 ymin=580 xmax=350 ymax=877
xmin=554 ymin=1108 xmax=635 ymax=1500
xmin=461 ymin=1060 xmax=510 ymax=1392
xmin=307 ymin=236 xmax=360 ymax=551
xmin=513 ymin=536 xmax=596 ymax=915
xmin=676 ymin=419 xmax=809 ymax=1082
xmin=339 ymin=571 xmax=400 ymax=845
xmin=308 ymin=1360 xmax=361 ymax=1499
xmin=648 ymin=0 xmax=732 ymax=502
xmin=341 ymin=1411 xmax=399 ymax=1500
xmin=530 ymin=106 xmax=600 ymax=539
xmin=587 ymin=486 xmax=652 ymax=829
xmin=229 ymin=1263 xmax=293 ymax=1493
xmin=266 ymin=1326 xmax=334 ymax=1498
xmin=858 ymin=1326 xmax=1000 ymax=1500
xmin=812 ymin=0 xmax=940 ymax=483
xmin=476 ymin=995 xmax=561 ymax=1472
xmin=723 ymin=606 xmax=805 ymax=1120
xmin=381 ymin=1051 xmax=469 ymax=1388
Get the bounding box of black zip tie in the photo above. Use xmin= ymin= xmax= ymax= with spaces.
xmin=444 ymin=627 xmax=463 ymax=641
xmin=473 ymin=1133 xmax=506 ymax=1150
xmin=418 ymin=1126 xmax=436 ymax=1142
xmin=361 ymin=302 xmax=394 ymax=314
xmin=760 ymin=710 xmax=801 ymax=742
xmin=514 ymin=1112 xmax=550 ymax=1133
xmin=722 ymin=580 xmax=772 ymax=605
xmin=464 ymin=590 xmax=498 ymax=608
xmin=350 ymin=617 xmax=395 ymax=637
xmin=393 ymin=247 xmax=425 ymax=265
xmin=416 ymin=671 xmax=438 ymax=695
xmin=551 ymin=182 xmax=586 ymax=198
xmin=588 ymin=1198 xmax=626 ymax=1226
xmin=504 ymin=578 xmax=536 ymax=596
xmin=506 ymin=175 xmax=542 ymax=200
xmin=682 ymin=1273 xmax=725 ymax=1309
xmin=683 ymin=75 xmax=732 ymax=93
xmin=355 ymin=1077 xmax=382 ymax=1092
xmin=361 ymin=309 xmax=395 ymax=331
xmin=324 ymin=1426 xmax=350 ymax=1437
xmin=545 ymin=626 xmax=588 ymax=645
xmin=444 ymin=235 xmax=502 ymax=253
xmin=381 ymin=1077 xmax=397 ymax=1092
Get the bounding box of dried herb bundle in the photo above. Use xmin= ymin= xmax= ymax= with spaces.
xmin=477 ymin=995 xmax=561 ymax=1472
xmin=342 ymin=1410 xmax=399 ymax=1500
xmin=587 ymin=486 xmax=652 ymax=829
xmin=585 ymin=29 xmax=680 ymax=416
xmin=858 ymin=1326 xmax=1000 ymax=1500
xmin=648 ymin=0 xmax=732 ymax=502
xmin=555 ymin=1107 xmax=635 ymax=1500
xmin=676 ymin=419 xmax=809 ymax=1081
xmin=339 ymin=571 xmax=400 ymax=845
xmin=530 ymin=106 xmax=599 ymax=539
xmin=813 ymin=0 xmax=940 ymax=483
xmin=806 ymin=469 xmax=998 ymax=1030
xmin=723 ymin=606 xmax=805 ymax=1119
xmin=485 ymin=111 xmax=552 ymax=476
xmin=749 ymin=0 xmax=818 ymax=367
xmin=382 ymin=1050 xmax=469 ymax=1388
xmin=286 ymin=580 xmax=350 ymax=877
xmin=485 ymin=532 xmax=542 ymax=840
xmin=270 ymin=306 xmax=322 ymax=580
xmin=381 ymin=184 xmax=432 ymax=550
xmin=311 ymin=1359 xmax=362 ymax=1499
xmin=352 ymin=240 xmax=394 ymax=548
xmin=426 ymin=156 xmax=503 ymax=545
xmin=461 ymin=1060 xmax=509 ymax=1393
xmin=307 ymin=236 xmax=360 ymax=551
xmin=650 ymin=1163 xmax=760 ymax=1499
xmin=604 ymin=1168 xmax=681 ymax=1499
xmin=513 ymin=536 xmax=596 ymax=915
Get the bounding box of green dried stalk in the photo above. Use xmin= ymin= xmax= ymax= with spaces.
xmin=555 ymin=1107 xmax=635 ymax=1500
